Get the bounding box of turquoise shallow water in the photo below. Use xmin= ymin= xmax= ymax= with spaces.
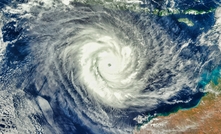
xmin=199 ymin=66 xmax=221 ymax=87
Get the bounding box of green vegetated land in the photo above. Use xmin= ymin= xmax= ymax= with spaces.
xmin=71 ymin=0 xmax=216 ymax=26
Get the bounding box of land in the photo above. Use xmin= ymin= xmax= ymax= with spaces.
xmin=134 ymin=81 xmax=221 ymax=134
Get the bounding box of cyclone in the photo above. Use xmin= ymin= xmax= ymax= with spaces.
xmin=58 ymin=21 xmax=148 ymax=109
xmin=31 ymin=5 xmax=189 ymax=111
xmin=1 ymin=0 xmax=220 ymax=134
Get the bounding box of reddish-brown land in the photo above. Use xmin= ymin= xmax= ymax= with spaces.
xmin=134 ymin=82 xmax=221 ymax=134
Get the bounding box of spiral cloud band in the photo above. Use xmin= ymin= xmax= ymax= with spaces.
xmin=60 ymin=25 xmax=150 ymax=108
xmin=1 ymin=1 xmax=218 ymax=133
xmin=49 ymin=7 xmax=183 ymax=111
